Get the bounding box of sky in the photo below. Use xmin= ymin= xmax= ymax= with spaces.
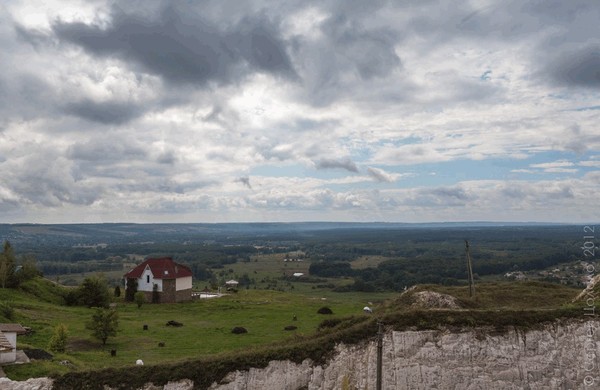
xmin=0 ymin=0 xmax=599 ymax=224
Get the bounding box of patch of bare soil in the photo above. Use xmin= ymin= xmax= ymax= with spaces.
xmin=67 ymin=338 xmax=100 ymax=351
xmin=23 ymin=349 xmax=53 ymax=360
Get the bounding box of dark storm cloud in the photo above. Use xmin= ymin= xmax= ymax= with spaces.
xmin=367 ymin=167 xmax=393 ymax=183
xmin=63 ymin=99 xmax=144 ymax=125
xmin=157 ymin=151 xmax=176 ymax=165
xmin=14 ymin=24 xmax=55 ymax=49
xmin=6 ymin=152 xmax=102 ymax=207
xmin=429 ymin=187 xmax=470 ymax=201
xmin=236 ymin=176 xmax=252 ymax=189
xmin=0 ymin=71 xmax=57 ymax=122
xmin=290 ymin=1 xmax=403 ymax=106
xmin=321 ymin=16 xmax=401 ymax=81
xmin=545 ymin=45 xmax=600 ymax=89
xmin=316 ymin=158 xmax=359 ymax=173
xmin=51 ymin=4 xmax=296 ymax=86
xmin=445 ymin=0 xmax=600 ymax=90
xmin=67 ymin=139 xmax=147 ymax=162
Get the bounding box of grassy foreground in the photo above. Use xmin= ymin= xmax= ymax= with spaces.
xmin=0 ymin=277 xmax=587 ymax=389
xmin=1 ymin=278 xmax=390 ymax=380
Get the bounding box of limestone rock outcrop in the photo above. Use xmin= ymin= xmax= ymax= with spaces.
xmin=210 ymin=319 xmax=600 ymax=390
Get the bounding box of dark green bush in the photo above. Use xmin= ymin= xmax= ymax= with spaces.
xmin=317 ymin=307 xmax=333 ymax=315
xmin=0 ymin=301 xmax=14 ymax=321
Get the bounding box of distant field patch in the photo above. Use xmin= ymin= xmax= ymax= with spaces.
xmin=351 ymin=256 xmax=388 ymax=269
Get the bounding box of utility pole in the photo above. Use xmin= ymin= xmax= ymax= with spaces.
xmin=376 ymin=321 xmax=383 ymax=390
xmin=465 ymin=240 xmax=475 ymax=298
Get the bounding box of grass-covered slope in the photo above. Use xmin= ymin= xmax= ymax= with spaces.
xmin=1 ymin=279 xmax=588 ymax=389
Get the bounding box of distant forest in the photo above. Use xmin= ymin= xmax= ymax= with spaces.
xmin=0 ymin=223 xmax=588 ymax=291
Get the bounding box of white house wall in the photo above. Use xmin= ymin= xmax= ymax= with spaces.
xmin=138 ymin=266 xmax=163 ymax=292
xmin=176 ymin=276 xmax=192 ymax=291
xmin=0 ymin=332 xmax=17 ymax=364
xmin=4 ymin=332 xmax=16 ymax=349
xmin=0 ymin=349 xmax=16 ymax=364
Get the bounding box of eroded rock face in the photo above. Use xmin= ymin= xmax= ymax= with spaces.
xmin=4 ymin=320 xmax=599 ymax=390
xmin=210 ymin=320 xmax=600 ymax=390
xmin=0 ymin=377 xmax=53 ymax=390
xmin=209 ymin=360 xmax=314 ymax=390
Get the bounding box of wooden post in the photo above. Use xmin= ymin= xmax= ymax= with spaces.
xmin=377 ymin=322 xmax=383 ymax=390
xmin=465 ymin=240 xmax=475 ymax=298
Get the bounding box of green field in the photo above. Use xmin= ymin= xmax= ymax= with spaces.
xmin=0 ymin=278 xmax=394 ymax=380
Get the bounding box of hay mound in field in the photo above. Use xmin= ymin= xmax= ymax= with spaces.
xmin=411 ymin=291 xmax=462 ymax=309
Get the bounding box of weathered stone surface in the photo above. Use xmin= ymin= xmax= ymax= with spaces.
xmin=209 ymin=360 xmax=314 ymax=390
xmin=210 ymin=320 xmax=600 ymax=390
xmin=0 ymin=377 xmax=53 ymax=390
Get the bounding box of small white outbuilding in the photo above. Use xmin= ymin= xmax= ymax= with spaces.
xmin=225 ymin=280 xmax=239 ymax=288
xmin=0 ymin=323 xmax=26 ymax=364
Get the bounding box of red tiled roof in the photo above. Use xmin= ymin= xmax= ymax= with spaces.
xmin=124 ymin=257 xmax=192 ymax=280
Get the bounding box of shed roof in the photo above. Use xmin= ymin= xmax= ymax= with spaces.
xmin=124 ymin=257 xmax=193 ymax=280
xmin=0 ymin=323 xmax=27 ymax=334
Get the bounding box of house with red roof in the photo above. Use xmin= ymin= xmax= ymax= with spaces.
xmin=124 ymin=257 xmax=193 ymax=303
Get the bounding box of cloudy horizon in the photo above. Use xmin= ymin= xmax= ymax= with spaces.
xmin=0 ymin=0 xmax=599 ymax=224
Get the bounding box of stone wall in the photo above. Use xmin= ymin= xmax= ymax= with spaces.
xmin=175 ymin=288 xmax=192 ymax=302
xmin=159 ymin=280 xmax=191 ymax=303
xmin=161 ymin=279 xmax=176 ymax=303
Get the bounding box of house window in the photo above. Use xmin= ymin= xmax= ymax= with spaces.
xmin=147 ymin=275 xmax=150 ymax=284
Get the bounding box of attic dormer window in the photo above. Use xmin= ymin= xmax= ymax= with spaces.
xmin=164 ymin=270 xmax=169 ymax=275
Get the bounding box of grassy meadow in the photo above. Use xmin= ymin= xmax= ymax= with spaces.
xmin=1 ymin=278 xmax=392 ymax=380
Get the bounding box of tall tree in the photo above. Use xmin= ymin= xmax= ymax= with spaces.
xmin=14 ymin=254 xmax=42 ymax=286
xmin=152 ymin=283 xmax=160 ymax=304
xmin=125 ymin=278 xmax=138 ymax=302
xmin=86 ymin=308 xmax=119 ymax=345
xmin=114 ymin=285 xmax=121 ymax=298
xmin=0 ymin=241 xmax=16 ymax=288
xmin=79 ymin=275 xmax=111 ymax=308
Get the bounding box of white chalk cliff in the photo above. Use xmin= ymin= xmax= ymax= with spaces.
xmin=2 ymin=319 xmax=598 ymax=389
xmin=211 ymin=319 xmax=600 ymax=390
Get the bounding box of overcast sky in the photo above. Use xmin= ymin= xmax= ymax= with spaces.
xmin=0 ymin=0 xmax=599 ymax=224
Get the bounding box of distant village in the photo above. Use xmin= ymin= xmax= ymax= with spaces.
xmin=504 ymin=260 xmax=598 ymax=287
